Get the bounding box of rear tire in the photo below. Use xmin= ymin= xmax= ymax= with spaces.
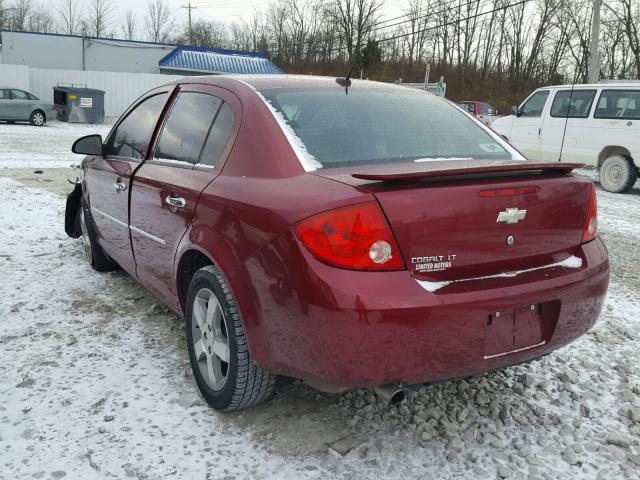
xmin=29 ymin=110 xmax=45 ymax=126
xmin=600 ymin=155 xmax=638 ymax=193
xmin=79 ymin=199 xmax=120 ymax=271
xmin=185 ymin=265 xmax=276 ymax=411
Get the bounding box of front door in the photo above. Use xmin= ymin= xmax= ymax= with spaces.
xmin=85 ymin=91 xmax=170 ymax=270
xmin=130 ymin=85 xmax=238 ymax=307
xmin=540 ymin=89 xmax=597 ymax=162
xmin=510 ymin=90 xmax=550 ymax=160
xmin=0 ymin=89 xmax=16 ymax=119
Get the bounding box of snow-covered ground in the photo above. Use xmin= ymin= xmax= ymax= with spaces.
xmin=0 ymin=120 xmax=113 ymax=169
xmin=1 ymin=121 xmax=639 ymax=479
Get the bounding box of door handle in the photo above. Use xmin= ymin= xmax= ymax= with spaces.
xmin=538 ymin=127 xmax=542 ymax=136
xmin=165 ymin=195 xmax=187 ymax=209
xmin=114 ymin=181 xmax=127 ymax=192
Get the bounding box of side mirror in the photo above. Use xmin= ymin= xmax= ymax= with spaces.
xmin=72 ymin=134 xmax=103 ymax=156
xmin=510 ymin=105 xmax=520 ymax=116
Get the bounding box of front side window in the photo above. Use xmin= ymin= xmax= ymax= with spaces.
xmin=520 ymin=90 xmax=549 ymax=117
xmin=594 ymin=90 xmax=640 ymax=119
xmin=105 ymin=93 xmax=167 ymax=159
xmin=0 ymin=89 xmax=9 ymax=100
xmin=155 ymin=92 xmax=222 ymax=165
xmin=550 ymin=90 xmax=595 ymax=118
xmin=480 ymin=103 xmax=494 ymax=115
xmin=260 ymin=87 xmax=511 ymax=168
xmin=11 ymin=90 xmax=29 ymax=100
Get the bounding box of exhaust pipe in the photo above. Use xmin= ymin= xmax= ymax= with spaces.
xmin=372 ymin=385 xmax=407 ymax=405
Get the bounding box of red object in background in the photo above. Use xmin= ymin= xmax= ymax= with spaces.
xmin=79 ymin=75 xmax=609 ymax=389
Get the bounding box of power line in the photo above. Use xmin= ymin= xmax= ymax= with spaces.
xmin=269 ymin=0 xmax=530 ymax=59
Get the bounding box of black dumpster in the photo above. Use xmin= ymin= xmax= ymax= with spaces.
xmin=53 ymin=85 xmax=105 ymax=123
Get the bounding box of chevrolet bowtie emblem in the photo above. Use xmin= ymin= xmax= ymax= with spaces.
xmin=497 ymin=208 xmax=527 ymax=224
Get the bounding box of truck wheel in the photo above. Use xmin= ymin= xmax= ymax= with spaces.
xmin=185 ymin=265 xmax=277 ymax=411
xmin=79 ymin=199 xmax=120 ymax=271
xmin=600 ymin=155 xmax=638 ymax=193
xmin=29 ymin=110 xmax=45 ymax=126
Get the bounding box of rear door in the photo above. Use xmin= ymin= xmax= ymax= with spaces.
xmin=510 ymin=90 xmax=550 ymax=160
xmin=130 ymin=84 xmax=238 ymax=306
xmin=85 ymin=90 xmax=170 ymax=269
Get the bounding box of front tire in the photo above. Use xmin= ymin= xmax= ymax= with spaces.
xmin=79 ymin=199 xmax=120 ymax=271
xmin=185 ymin=265 xmax=276 ymax=411
xmin=29 ymin=110 xmax=45 ymax=126
xmin=600 ymin=155 xmax=638 ymax=193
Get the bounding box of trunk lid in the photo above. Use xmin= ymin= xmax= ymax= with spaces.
xmin=312 ymin=160 xmax=590 ymax=281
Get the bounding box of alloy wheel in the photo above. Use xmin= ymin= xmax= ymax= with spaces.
xmin=191 ymin=288 xmax=230 ymax=391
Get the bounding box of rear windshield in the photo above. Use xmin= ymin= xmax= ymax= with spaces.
xmin=259 ymin=87 xmax=511 ymax=168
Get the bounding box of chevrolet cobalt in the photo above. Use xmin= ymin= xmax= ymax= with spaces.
xmin=66 ymin=75 xmax=609 ymax=410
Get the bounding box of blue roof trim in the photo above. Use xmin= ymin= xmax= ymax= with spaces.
xmin=159 ymin=47 xmax=283 ymax=75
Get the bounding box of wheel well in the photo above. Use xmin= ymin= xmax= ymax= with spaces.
xmin=177 ymin=250 xmax=213 ymax=309
xmin=31 ymin=109 xmax=46 ymax=120
xmin=598 ymin=146 xmax=632 ymax=168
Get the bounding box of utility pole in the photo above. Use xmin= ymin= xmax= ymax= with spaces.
xmin=587 ymin=0 xmax=602 ymax=83
xmin=182 ymin=2 xmax=197 ymax=45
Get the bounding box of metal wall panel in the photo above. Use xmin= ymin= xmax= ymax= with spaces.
xmin=0 ymin=64 xmax=181 ymax=118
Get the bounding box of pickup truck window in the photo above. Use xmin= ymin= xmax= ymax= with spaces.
xmin=550 ymin=90 xmax=595 ymax=118
xmin=520 ymin=90 xmax=549 ymax=117
xmin=154 ymin=92 xmax=222 ymax=165
xmin=594 ymin=90 xmax=640 ymax=120
xmin=104 ymin=93 xmax=168 ymax=159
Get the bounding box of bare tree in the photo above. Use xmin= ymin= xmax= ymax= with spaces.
xmin=56 ymin=0 xmax=80 ymax=35
xmin=86 ymin=0 xmax=114 ymax=37
xmin=328 ymin=0 xmax=383 ymax=63
xmin=121 ymin=9 xmax=136 ymax=40
xmin=144 ymin=0 xmax=175 ymax=43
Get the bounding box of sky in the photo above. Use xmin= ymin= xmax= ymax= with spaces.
xmin=113 ymin=0 xmax=408 ymax=29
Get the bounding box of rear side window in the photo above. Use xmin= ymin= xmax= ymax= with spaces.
xmin=459 ymin=102 xmax=475 ymax=113
xmin=154 ymin=92 xmax=222 ymax=165
xmin=11 ymin=90 xmax=29 ymax=100
xmin=520 ymin=90 xmax=549 ymax=117
xmin=594 ymin=90 xmax=640 ymax=119
xmin=105 ymin=93 xmax=167 ymax=159
xmin=199 ymin=103 xmax=234 ymax=167
xmin=550 ymin=90 xmax=595 ymax=118
xmin=260 ymin=88 xmax=511 ymax=168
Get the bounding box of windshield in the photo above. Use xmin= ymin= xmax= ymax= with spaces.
xmin=259 ymin=87 xmax=512 ymax=168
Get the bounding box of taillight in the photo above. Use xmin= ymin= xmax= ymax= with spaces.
xmin=294 ymin=202 xmax=405 ymax=271
xmin=581 ymin=183 xmax=598 ymax=243
xmin=51 ymin=104 xmax=57 ymax=111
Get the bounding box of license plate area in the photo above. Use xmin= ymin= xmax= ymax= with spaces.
xmin=484 ymin=301 xmax=559 ymax=359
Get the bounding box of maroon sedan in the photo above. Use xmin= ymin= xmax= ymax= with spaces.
xmin=66 ymin=75 xmax=609 ymax=411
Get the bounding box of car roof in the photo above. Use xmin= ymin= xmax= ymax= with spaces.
xmin=177 ymin=74 xmax=424 ymax=93
xmin=541 ymin=81 xmax=640 ymax=89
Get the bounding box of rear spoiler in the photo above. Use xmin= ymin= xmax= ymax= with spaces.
xmin=351 ymin=163 xmax=585 ymax=184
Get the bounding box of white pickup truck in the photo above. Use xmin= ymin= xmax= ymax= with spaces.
xmin=491 ymin=82 xmax=640 ymax=193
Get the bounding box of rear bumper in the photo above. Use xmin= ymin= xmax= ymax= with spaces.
xmin=245 ymin=233 xmax=609 ymax=387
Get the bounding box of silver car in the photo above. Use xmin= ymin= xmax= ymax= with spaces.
xmin=0 ymin=87 xmax=53 ymax=126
